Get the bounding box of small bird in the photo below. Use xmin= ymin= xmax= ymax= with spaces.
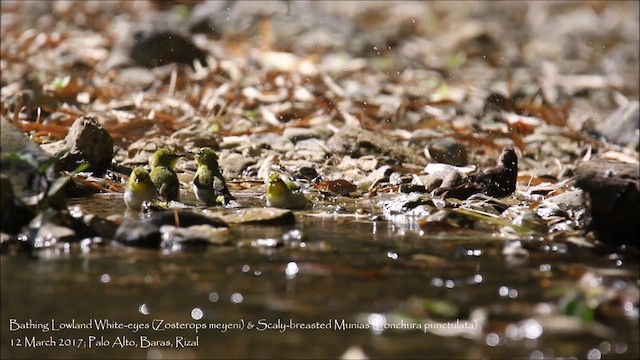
xmin=265 ymin=173 xmax=310 ymax=210
xmin=471 ymin=147 xmax=518 ymax=197
xmin=192 ymin=147 xmax=235 ymax=206
xmin=124 ymin=167 xmax=157 ymax=211
xmin=149 ymin=148 xmax=181 ymax=201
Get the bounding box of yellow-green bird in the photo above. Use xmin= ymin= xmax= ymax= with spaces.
xmin=124 ymin=167 xmax=157 ymax=211
xmin=265 ymin=173 xmax=310 ymax=210
xmin=192 ymin=147 xmax=235 ymax=206
xmin=149 ymin=148 xmax=181 ymax=201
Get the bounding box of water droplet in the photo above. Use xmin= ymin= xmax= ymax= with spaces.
xmin=485 ymin=333 xmax=500 ymax=346
xmin=230 ymin=293 xmax=243 ymax=304
xmin=191 ymin=308 xmax=203 ymax=320
xmin=285 ymin=262 xmax=299 ymax=278
xmin=208 ymin=292 xmax=219 ymax=302
xmin=139 ymin=303 xmax=149 ymax=315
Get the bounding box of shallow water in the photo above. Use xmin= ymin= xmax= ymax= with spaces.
xmin=1 ymin=194 xmax=638 ymax=359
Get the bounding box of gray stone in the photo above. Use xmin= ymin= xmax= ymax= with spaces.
xmin=160 ymin=224 xmax=231 ymax=246
xmin=412 ymin=175 xmax=443 ymax=192
xmin=425 ymin=137 xmax=469 ymax=166
xmin=595 ymin=101 xmax=639 ymax=148
xmin=544 ymin=189 xmax=584 ymax=211
xmin=218 ymin=152 xmax=256 ymax=177
xmin=327 ymin=125 xmax=427 ymax=165
xmin=30 ymin=223 xmax=76 ymax=249
xmin=221 ymin=208 xmax=295 ymax=225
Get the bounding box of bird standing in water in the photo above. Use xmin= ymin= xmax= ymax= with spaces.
xmin=192 ymin=147 xmax=235 ymax=206
xmin=149 ymin=148 xmax=181 ymax=201
xmin=472 ymin=147 xmax=518 ymax=197
xmin=125 ymin=167 xmax=157 ymax=211
xmin=265 ymin=173 xmax=310 ymax=210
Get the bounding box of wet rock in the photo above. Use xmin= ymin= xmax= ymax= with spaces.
xmin=412 ymin=175 xmax=443 ymax=193
xmin=399 ymin=184 xmax=428 ymax=194
xmin=83 ymin=214 xmax=119 ymax=240
xmin=21 ymin=209 xmax=98 ymax=248
xmin=358 ymin=165 xmax=393 ymax=190
xmin=48 ymin=116 xmax=113 ymax=175
xmin=425 ymin=137 xmax=469 ymax=166
xmin=327 ymin=125 xmax=427 ymax=165
xmin=0 ymin=175 xmax=35 ymax=234
xmin=29 ymin=223 xmax=76 ymax=249
xmin=145 ymin=210 xmax=228 ymax=228
xmin=499 ymin=206 xmax=549 ymax=234
xmin=221 ymin=208 xmax=295 ymax=225
xmin=0 ymin=232 xmax=22 ymax=254
xmin=129 ymin=31 xmax=207 ymax=69
xmin=1 ymin=118 xmax=64 ymax=208
xmin=161 ymin=224 xmax=231 ymax=247
xmin=379 ymin=193 xmax=434 ymax=217
xmin=574 ymin=159 xmax=639 ymax=246
xmin=296 ymin=166 xmax=320 ymax=181
xmin=314 ymin=180 xmax=357 ymax=196
xmin=114 ymin=221 xmax=161 ymax=248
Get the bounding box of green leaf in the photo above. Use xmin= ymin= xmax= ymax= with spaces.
xmin=47 ymin=176 xmax=70 ymax=199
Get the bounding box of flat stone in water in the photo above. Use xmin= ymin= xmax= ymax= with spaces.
xmin=161 ymin=224 xmax=231 ymax=247
xmin=114 ymin=221 xmax=161 ymax=248
xmin=221 ymin=208 xmax=295 ymax=225
xmin=145 ymin=210 xmax=228 ymax=228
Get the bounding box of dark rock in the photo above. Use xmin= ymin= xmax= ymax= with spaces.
xmin=574 ymin=160 xmax=639 ymax=247
xmin=0 ymin=175 xmax=35 ymax=234
xmin=114 ymin=221 xmax=162 ymax=248
xmin=22 ymin=209 xmax=95 ymax=248
xmin=399 ymin=184 xmax=427 ymax=194
xmin=425 ymin=137 xmax=469 ymax=166
xmin=83 ymin=214 xmax=119 ymax=240
xmin=55 ymin=116 xmax=114 ymax=175
xmin=297 ymin=166 xmax=320 ymax=181
xmin=145 ymin=210 xmax=228 ymax=228
xmin=471 ymin=147 xmax=518 ymax=197
xmin=129 ymin=31 xmax=207 ymax=69
xmin=283 ymin=127 xmax=322 ymax=143
xmin=327 ymin=125 xmax=427 ymax=165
